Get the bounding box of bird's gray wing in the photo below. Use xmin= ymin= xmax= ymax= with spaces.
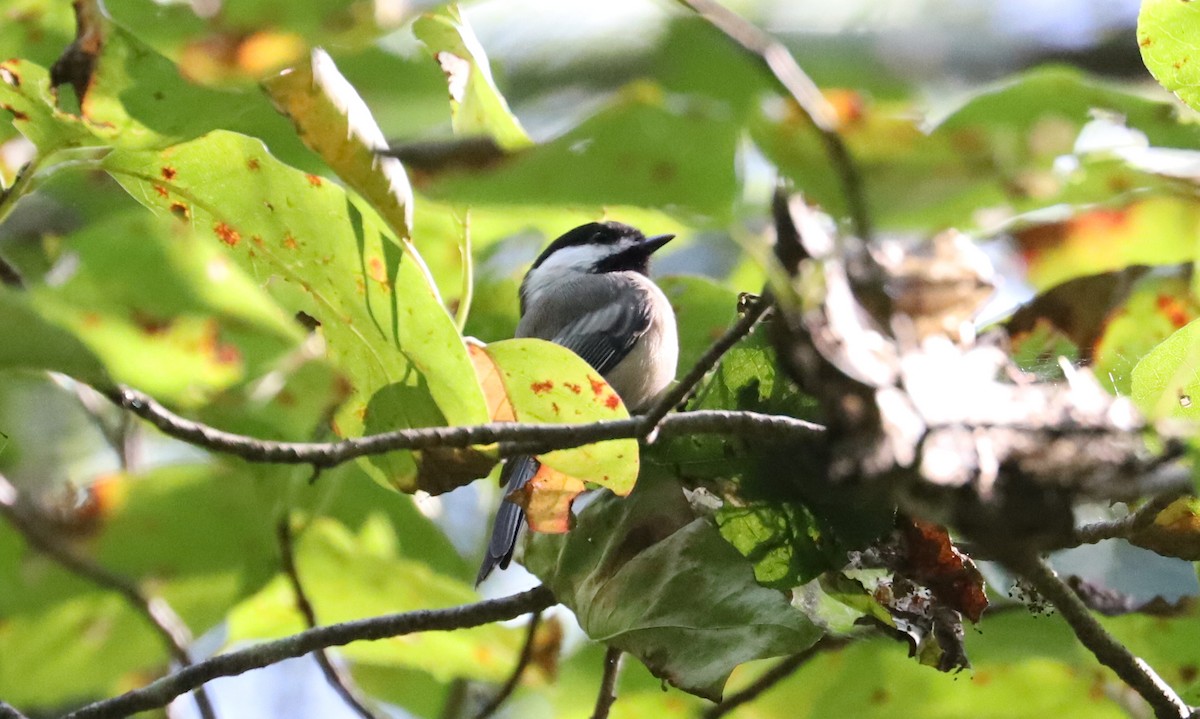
xmin=544 ymin=293 xmax=652 ymax=375
xmin=518 ymin=275 xmax=652 ymax=375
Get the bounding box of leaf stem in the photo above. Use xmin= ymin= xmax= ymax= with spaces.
xmin=455 ymin=208 xmax=474 ymax=332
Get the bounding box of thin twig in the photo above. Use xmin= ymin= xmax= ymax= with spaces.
xmin=0 ymin=475 xmax=216 ymax=719
xmin=638 ymin=297 xmax=772 ymax=437
xmin=675 ymin=0 xmax=872 ymax=241
xmin=0 ymin=700 xmax=30 ymax=719
xmin=473 ymin=612 xmax=543 ymax=719
xmin=276 ymin=519 xmax=385 ymax=719
xmin=1005 ymin=552 xmax=1191 ymax=719
xmin=1072 ymin=489 xmax=1190 ymax=546
xmin=61 ymin=586 xmax=556 ymax=719
xmin=590 ymin=646 xmax=624 ymax=719
xmin=104 ymin=385 xmax=823 ymax=467
xmin=702 ymin=637 xmax=846 ymax=719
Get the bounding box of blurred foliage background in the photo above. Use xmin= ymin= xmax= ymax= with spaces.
xmin=5 ymin=0 xmax=1200 ymax=717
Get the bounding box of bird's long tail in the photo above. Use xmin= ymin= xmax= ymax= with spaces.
xmin=476 ymin=455 xmax=540 ymax=585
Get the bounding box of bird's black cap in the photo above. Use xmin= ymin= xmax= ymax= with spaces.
xmin=531 ymin=221 xmax=674 ymax=275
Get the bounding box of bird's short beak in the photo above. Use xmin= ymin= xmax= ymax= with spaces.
xmin=641 ymin=233 xmax=675 ymax=254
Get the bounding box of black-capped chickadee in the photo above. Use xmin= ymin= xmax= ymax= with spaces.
xmin=476 ymin=221 xmax=679 ymax=584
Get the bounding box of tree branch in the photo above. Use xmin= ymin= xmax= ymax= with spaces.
xmin=1071 ymin=489 xmax=1190 ymax=546
xmin=702 ymin=637 xmax=846 ymax=719
xmin=103 ymin=385 xmax=823 ymax=468
xmin=675 ymin=0 xmax=872 ymax=241
xmin=1004 ymin=552 xmax=1191 ymax=719
xmin=0 ymin=474 xmax=216 ymax=719
xmin=60 ymin=586 xmax=556 ymax=719
xmin=473 ymin=612 xmax=542 ymax=719
xmin=276 ymin=519 xmax=385 ymax=719
xmin=639 ymin=296 xmax=771 ymax=437
xmin=590 ymin=646 xmax=624 ymax=719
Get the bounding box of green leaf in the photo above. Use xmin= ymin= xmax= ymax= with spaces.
xmin=1131 ymin=318 xmax=1200 ymax=419
xmin=483 ymin=338 xmax=638 ymax=495
xmin=103 ymin=130 xmax=489 ymax=491
xmin=420 ymin=84 xmax=739 ymax=218
xmin=755 ymin=66 xmax=1200 ymax=232
xmin=0 ymin=372 xmax=115 ymax=493
xmin=715 ymin=503 xmax=832 ymax=589
xmin=0 ymin=287 xmax=108 ymax=382
xmin=226 ymin=517 xmax=520 ymax=681
xmin=0 ymin=463 xmax=286 ymax=706
xmin=0 ymin=0 xmax=74 ymax=69
xmin=739 ymin=610 xmax=1126 ymax=719
xmin=1138 ymin=0 xmax=1200 ymax=113
xmin=300 ymin=463 xmax=470 ymax=580
xmin=524 ymin=472 xmax=822 ymax=701
xmin=0 ymin=593 xmax=162 ymax=707
xmin=1013 ymin=198 xmax=1200 ymax=291
xmin=27 ymin=207 xmax=301 ymax=404
xmin=1006 ymin=265 xmax=1199 ymax=395
xmin=413 ymin=4 xmax=531 ymax=150
xmin=0 ymin=25 xmax=316 ymax=167
xmin=103 ymin=0 xmax=397 ymax=83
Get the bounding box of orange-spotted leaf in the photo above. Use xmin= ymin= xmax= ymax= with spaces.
xmin=508 ymin=464 xmax=586 ymax=534
xmin=104 ymin=131 xmax=489 ymax=492
xmin=1006 ymin=265 xmax=1199 ymax=394
xmin=1013 ymin=198 xmax=1200 ymax=291
xmin=1139 ymin=0 xmax=1200 ymax=113
xmin=481 ymin=338 xmax=639 ymax=496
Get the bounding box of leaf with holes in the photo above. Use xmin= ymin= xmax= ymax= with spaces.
xmin=413 ymin=3 xmax=531 ymax=150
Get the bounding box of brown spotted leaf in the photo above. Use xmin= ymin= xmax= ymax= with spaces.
xmin=482 ymin=338 xmax=638 ymax=496
xmin=103 ymin=130 xmax=490 ymax=492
